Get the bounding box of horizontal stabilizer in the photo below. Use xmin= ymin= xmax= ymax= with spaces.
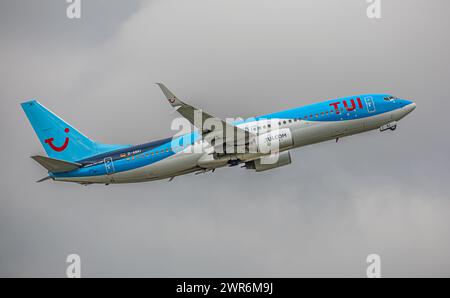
xmin=36 ymin=176 xmax=52 ymax=183
xmin=31 ymin=155 xmax=82 ymax=173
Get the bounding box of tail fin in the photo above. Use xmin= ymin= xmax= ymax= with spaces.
xmin=21 ymin=100 xmax=128 ymax=162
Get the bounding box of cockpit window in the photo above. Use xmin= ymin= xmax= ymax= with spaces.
xmin=384 ymin=96 xmax=396 ymax=101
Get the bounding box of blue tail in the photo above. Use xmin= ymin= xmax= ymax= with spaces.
xmin=21 ymin=100 xmax=129 ymax=162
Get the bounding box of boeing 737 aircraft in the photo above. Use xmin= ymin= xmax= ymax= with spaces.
xmin=22 ymin=84 xmax=416 ymax=185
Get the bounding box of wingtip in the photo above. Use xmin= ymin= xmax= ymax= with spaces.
xmin=156 ymin=83 xmax=167 ymax=89
xmin=156 ymin=82 xmax=169 ymax=91
xmin=156 ymin=83 xmax=179 ymax=104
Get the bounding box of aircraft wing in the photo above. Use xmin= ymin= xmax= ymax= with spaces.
xmin=157 ymin=83 xmax=254 ymax=150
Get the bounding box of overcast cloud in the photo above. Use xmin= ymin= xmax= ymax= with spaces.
xmin=1 ymin=0 xmax=449 ymax=277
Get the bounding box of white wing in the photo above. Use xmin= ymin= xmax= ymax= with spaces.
xmin=157 ymin=83 xmax=254 ymax=151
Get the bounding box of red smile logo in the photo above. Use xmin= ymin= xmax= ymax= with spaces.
xmin=45 ymin=128 xmax=70 ymax=152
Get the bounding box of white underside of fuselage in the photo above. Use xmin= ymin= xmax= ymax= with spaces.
xmin=55 ymin=105 xmax=413 ymax=184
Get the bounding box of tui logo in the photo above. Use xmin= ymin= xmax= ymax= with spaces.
xmin=45 ymin=128 xmax=70 ymax=152
xmin=329 ymin=98 xmax=363 ymax=114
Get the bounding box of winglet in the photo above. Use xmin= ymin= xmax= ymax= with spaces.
xmin=156 ymin=83 xmax=183 ymax=107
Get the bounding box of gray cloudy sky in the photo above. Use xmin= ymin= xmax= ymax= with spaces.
xmin=1 ymin=0 xmax=450 ymax=277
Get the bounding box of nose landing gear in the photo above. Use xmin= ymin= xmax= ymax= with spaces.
xmin=380 ymin=121 xmax=398 ymax=132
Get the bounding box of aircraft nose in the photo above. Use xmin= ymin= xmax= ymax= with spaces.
xmin=401 ymin=99 xmax=416 ymax=113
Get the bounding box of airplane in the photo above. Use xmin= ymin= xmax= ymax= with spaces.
xmin=21 ymin=84 xmax=416 ymax=185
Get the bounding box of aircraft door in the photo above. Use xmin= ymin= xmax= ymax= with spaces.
xmin=365 ymin=96 xmax=376 ymax=113
xmin=104 ymin=157 xmax=115 ymax=175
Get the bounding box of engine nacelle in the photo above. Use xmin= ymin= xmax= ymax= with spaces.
xmin=255 ymin=128 xmax=294 ymax=154
xmin=245 ymin=151 xmax=292 ymax=172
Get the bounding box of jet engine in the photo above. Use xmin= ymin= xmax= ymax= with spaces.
xmin=244 ymin=151 xmax=292 ymax=172
xmin=254 ymin=128 xmax=294 ymax=154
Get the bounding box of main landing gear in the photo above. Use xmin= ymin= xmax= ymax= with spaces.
xmin=227 ymin=160 xmax=240 ymax=167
